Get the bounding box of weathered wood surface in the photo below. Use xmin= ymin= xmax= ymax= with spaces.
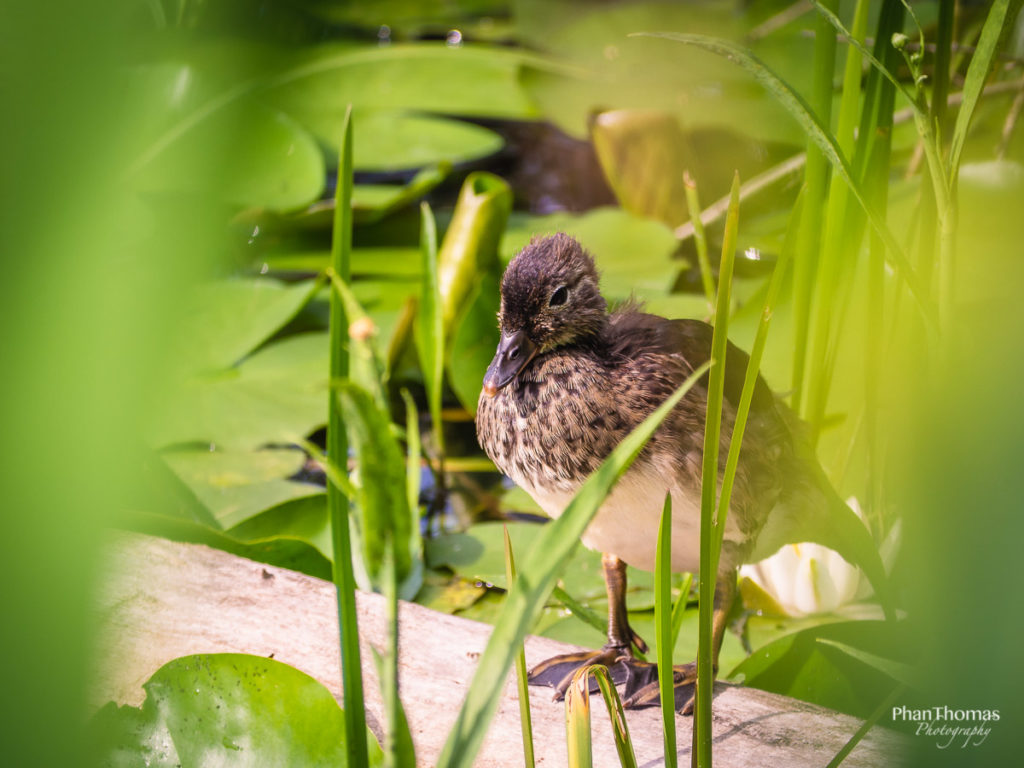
xmin=93 ymin=533 xmax=902 ymax=766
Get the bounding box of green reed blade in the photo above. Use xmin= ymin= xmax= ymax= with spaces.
xmin=695 ymin=172 xmax=741 ymax=768
xmin=633 ymin=31 xmax=936 ymax=331
xmin=504 ymin=526 xmax=536 ymax=768
xmin=416 ymin=202 xmax=445 ymax=456
xmin=326 ymin=103 xmax=368 ymax=768
xmin=655 ymin=493 xmax=677 ymax=768
xmin=683 ymin=171 xmax=715 ymax=310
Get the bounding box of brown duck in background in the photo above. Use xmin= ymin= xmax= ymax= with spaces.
xmin=475 ymin=233 xmax=893 ymax=713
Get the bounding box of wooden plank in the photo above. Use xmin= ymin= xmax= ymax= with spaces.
xmin=92 ymin=533 xmax=904 ymax=766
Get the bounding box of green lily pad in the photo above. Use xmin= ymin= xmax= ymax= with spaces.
xmin=426 ymin=520 xmax=652 ymax=606
xmin=169 ymin=277 xmax=320 ymax=374
xmin=162 ymin=447 xmax=315 ymax=528
xmin=351 ymin=111 xmax=503 ymax=173
xmin=266 ymin=42 xmax=535 ymax=137
xmin=127 ymin=510 xmax=333 ymax=580
xmin=89 ymin=653 xmax=382 ymax=767
xmin=228 ymin=494 xmax=332 ymax=561
xmin=151 ymin=332 xmax=329 ymax=451
xmin=730 ymin=620 xmax=909 ymax=718
xmin=137 ymin=83 xmax=325 ymax=211
xmin=517 ymin=1 xmax=810 ymax=145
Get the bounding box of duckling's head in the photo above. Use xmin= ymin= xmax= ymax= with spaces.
xmin=483 ymin=233 xmax=607 ymax=397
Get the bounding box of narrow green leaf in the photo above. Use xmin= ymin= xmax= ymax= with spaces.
xmin=566 ymin=668 xmax=593 ymax=768
xmin=683 ymin=171 xmax=715 ymax=309
xmin=326 ymin=103 xmax=368 ymax=768
xmin=504 ymin=527 xmax=536 ymax=768
xmin=634 ymin=31 xmax=935 ymax=330
xmin=949 ymin=0 xmax=1013 ymax=180
xmin=566 ymin=665 xmax=638 ymax=768
xmin=337 ymin=381 xmax=421 ymax=599
xmin=590 ymin=666 xmax=639 ymax=768
xmin=381 ymin=538 xmax=416 ymax=768
xmin=552 ymin=585 xmax=609 ymax=639
xmin=437 ymin=172 xmax=513 ymax=347
xmin=416 ymin=202 xmax=444 ymax=456
xmin=400 ymin=389 xmax=422 ymax=522
xmin=437 ymin=362 xmax=711 ymax=767
xmin=825 ymin=684 xmax=907 ymax=768
xmin=670 ymin=572 xmax=693 ymax=649
xmin=655 ymin=493 xmax=677 ymax=768
xmin=695 ymin=172 xmax=741 ymax=768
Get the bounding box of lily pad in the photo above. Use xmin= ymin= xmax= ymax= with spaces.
xmin=162 ymin=447 xmax=315 ymax=528
xmin=228 ymin=494 xmax=332 ymax=561
xmin=89 ymin=653 xmax=382 ymax=767
xmin=151 ymin=332 xmax=329 ymax=451
xmin=517 ymin=0 xmax=810 ymax=145
xmin=730 ymin=620 xmax=909 ymax=718
xmin=169 ymin=277 xmax=320 ymax=374
xmin=136 ymin=81 xmax=325 ymax=211
xmin=426 ymin=520 xmax=652 ymax=606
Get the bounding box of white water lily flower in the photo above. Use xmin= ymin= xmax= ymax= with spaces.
xmin=740 ymin=498 xmax=900 ymax=616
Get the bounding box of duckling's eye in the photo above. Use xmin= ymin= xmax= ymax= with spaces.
xmin=549 ymin=285 xmax=569 ymax=307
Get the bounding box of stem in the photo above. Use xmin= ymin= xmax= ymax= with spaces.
xmin=327 ymin=105 xmax=368 ymax=766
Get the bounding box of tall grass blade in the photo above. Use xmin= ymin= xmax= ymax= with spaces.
xmin=401 ymin=387 xmax=424 ymax=585
xmin=337 ymin=382 xmax=422 ymax=599
xmin=326 ymin=104 xmax=368 ymax=768
xmin=381 ymin=537 xmax=416 ymax=768
xmin=437 ymin=361 xmax=711 ymax=768
xmin=825 ymin=684 xmax=907 ymax=768
xmin=715 ymin=224 xmax=797 ymax=560
xmin=416 ymin=202 xmax=445 ymax=457
xmin=683 ymin=171 xmax=715 ymax=309
xmin=804 ymin=0 xmax=871 ymax=436
xmin=949 ymin=0 xmax=1014 ymax=181
xmin=552 ymin=585 xmax=611 ymax=639
xmin=504 ymin=526 xmax=536 ymax=768
xmin=567 ymin=665 xmax=638 ymax=768
xmin=695 ymin=172 xmax=741 ymax=768
xmin=655 ymin=493 xmax=677 ymax=768
xmin=670 ymin=572 xmax=693 ymax=650
xmin=791 ymin=0 xmax=838 ymax=414
xmin=566 ymin=668 xmax=593 ymax=768
xmin=634 ymin=31 xmax=935 ymax=329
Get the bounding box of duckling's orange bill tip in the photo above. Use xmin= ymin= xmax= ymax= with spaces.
xmin=483 ymin=380 xmax=498 ymax=398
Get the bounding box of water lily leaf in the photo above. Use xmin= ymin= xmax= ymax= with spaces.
xmin=228 ymin=494 xmax=332 ymax=561
xmin=151 ymin=332 xmax=329 ymax=451
xmin=137 ymin=90 xmax=325 ymax=212
xmin=89 ymin=653 xmax=383 ymax=767
xmin=730 ymin=620 xmax=909 ymax=718
xmin=501 ymin=207 xmax=679 ymax=297
xmin=171 ymin=277 xmax=320 ymax=374
xmin=426 ymin=521 xmax=652 ymax=606
xmin=125 ymin=510 xmax=333 ymax=580
xmin=265 ymin=42 xmax=536 ymax=137
xmin=162 ymin=447 xmax=315 ymax=528
xmin=351 ymin=111 xmax=503 ymax=172
xmin=517 ymin=1 xmax=807 ymax=144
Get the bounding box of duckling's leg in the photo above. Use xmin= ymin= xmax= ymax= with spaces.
xmin=621 ymin=570 xmax=737 ymax=714
xmin=528 ymin=553 xmax=653 ymax=700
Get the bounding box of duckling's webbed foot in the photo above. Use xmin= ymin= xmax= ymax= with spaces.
xmin=529 ymin=552 xmax=653 ymax=699
xmin=527 ymin=643 xmax=657 ymax=700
